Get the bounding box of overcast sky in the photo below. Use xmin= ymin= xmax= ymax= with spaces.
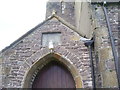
xmin=0 ymin=0 xmax=48 ymax=51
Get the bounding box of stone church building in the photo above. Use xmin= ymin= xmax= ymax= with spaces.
xmin=0 ymin=0 xmax=120 ymax=88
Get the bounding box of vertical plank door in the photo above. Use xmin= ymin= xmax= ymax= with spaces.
xmin=32 ymin=61 xmax=75 ymax=88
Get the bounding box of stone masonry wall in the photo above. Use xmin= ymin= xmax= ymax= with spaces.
xmin=0 ymin=55 xmax=2 ymax=89
xmin=46 ymin=1 xmax=75 ymax=26
xmin=107 ymin=4 xmax=120 ymax=76
xmin=1 ymin=18 xmax=92 ymax=88
xmin=91 ymin=4 xmax=119 ymax=88
xmin=107 ymin=4 xmax=119 ymax=49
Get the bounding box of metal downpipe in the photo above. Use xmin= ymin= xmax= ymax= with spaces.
xmin=84 ymin=40 xmax=96 ymax=90
xmin=103 ymin=1 xmax=120 ymax=88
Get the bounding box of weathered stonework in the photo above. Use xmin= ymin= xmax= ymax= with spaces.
xmin=0 ymin=0 xmax=119 ymax=88
xmin=107 ymin=4 xmax=120 ymax=77
xmin=1 ymin=17 xmax=92 ymax=88
xmin=46 ymin=1 xmax=75 ymax=26
xmin=0 ymin=56 xmax=2 ymax=88
xmin=91 ymin=3 xmax=119 ymax=88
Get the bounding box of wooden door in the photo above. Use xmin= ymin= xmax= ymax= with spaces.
xmin=32 ymin=61 xmax=75 ymax=88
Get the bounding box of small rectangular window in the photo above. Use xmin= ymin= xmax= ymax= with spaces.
xmin=42 ymin=32 xmax=61 ymax=47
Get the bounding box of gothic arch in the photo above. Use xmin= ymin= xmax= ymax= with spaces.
xmin=22 ymin=53 xmax=83 ymax=88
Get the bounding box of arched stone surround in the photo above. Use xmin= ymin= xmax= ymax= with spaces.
xmin=23 ymin=53 xmax=83 ymax=88
xmin=1 ymin=18 xmax=92 ymax=88
xmin=20 ymin=45 xmax=92 ymax=88
xmin=2 ymin=44 xmax=92 ymax=88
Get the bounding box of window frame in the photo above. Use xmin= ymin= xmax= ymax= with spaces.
xmin=41 ymin=32 xmax=61 ymax=47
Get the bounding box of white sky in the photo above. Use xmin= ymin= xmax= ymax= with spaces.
xmin=0 ymin=0 xmax=48 ymax=51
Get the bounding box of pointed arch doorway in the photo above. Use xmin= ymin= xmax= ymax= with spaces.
xmin=32 ymin=61 xmax=75 ymax=88
xmin=23 ymin=53 xmax=83 ymax=88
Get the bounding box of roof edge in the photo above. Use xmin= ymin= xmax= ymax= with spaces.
xmin=1 ymin=16 xmax=53 ymax=53
xmin=1 ymin=14 xmax=85 ymax=53
xmin=53 ymin=14 xmax=84 ymax=37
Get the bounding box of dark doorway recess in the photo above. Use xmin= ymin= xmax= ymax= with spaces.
xmin=32 ymin=61 xmax=76 ymax=88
